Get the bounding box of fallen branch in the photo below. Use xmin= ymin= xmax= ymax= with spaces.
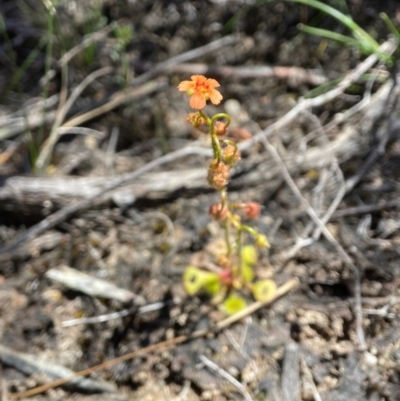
xmin=0 ymin=345 xmax=115 ymax=394
xmin=45 ymin=265 xmax=145 ymax=304
xmin=133 ymin=61 xmax=329 ymax=86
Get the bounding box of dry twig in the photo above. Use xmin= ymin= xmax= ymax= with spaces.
xmin=45 ymin=265 xmax=145 ymax=304
xmin=199 ymin=354 xmax=254 ymax=401
xmin=281 ymin=343 xmax=300 ymax=401
xmin=130 ymin=35 xmax=238 ymax=86
xmin=0 ymin=144 xmax=210 ymax=255
xmin=0 ymin=345 xmax=115 ymax=394
xmin=261 ymin=135 xmax=366 ymax=350
xmin=301 ymin=357 xmax=322 ymax=401
xmin=61 ymin=300 xmax=178 ymax=327
xmin=133 ymin=61 xmax=328 ymax=86
xmin=35 ymin=66 xmax=113 ymax=171
xmin=242 ymin=39 xmax=397 ymax=153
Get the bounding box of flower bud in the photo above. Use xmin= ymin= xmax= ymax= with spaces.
xmin=219 ymin=268 xmax=232 ymax=285
xmin=222 ymin=144 xmax=240 ymax=166
xmin=255 ymin=234 xmax=270 ymax=249
xmin=243 ymin=202 xmax=261 ymax=219
xmin=207 ymin=159 xmax=230 ymax=189
xmin=209 ymin=203 xmax=228 ymax=220
xmin=216 ymin=254 xmax=230 ymax=268
xmin=187 ymin=113 xmax=205 ymax=128
xmin=214 ymin=121 xmax=228 ymax=136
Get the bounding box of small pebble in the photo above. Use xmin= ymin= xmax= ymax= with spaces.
xmin=363 ymin=351 xmax=378 ymax=366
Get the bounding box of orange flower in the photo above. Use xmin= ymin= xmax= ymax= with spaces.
xmin=207 ymin=159 xmax=229 ymax=189
xmin=243 ymin=202 xmax=261 ymax=219
xmin=178 ymin=75 xmax=223 ymax=109
xmin=209 ymin=202 xmax=229 ymax=220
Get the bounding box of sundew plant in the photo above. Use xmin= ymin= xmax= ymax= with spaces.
xmin=178 ymin=75 xmax=276 ymax=315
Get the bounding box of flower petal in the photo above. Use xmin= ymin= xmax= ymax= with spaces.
xmin=190 ymin=91 xmax=206 ymax=109
xmin=191 ymin=75 xmax=206 ymax=83
xmin=205 ymin=78 xmax=220 ymax=88
xmin=177 ymin=80 xmax=194 ymax=91
xmin=209 ymin=89 xmax=223 ymax=105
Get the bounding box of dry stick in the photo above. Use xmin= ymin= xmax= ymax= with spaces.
xmin=300 ymin=110 xmax=347 ymax=241
xmin=56 ymin=126 xmax=106 ymax=139
xmin=130 ymin=35 xmax=238 ymax=86
xmin=261 ymin=135 xmax=366 ymax=351
xmin=61 ymin=300 xmax=176 ymax=327
xmin=311 ymin=63 xmax=396 ymax=240
xmin=302 ymin=76 xmax=398 ymax=249
xmin=277 ymin=67 xmax=395 ymax=260
xmin=36 ymin=66 xmax=113 ymax=171
xmin=344 ymin=84 xmax=400 ymax=194
xmin=106 ymin=126 xmax=119 ymax=173
xmin=133 ymin=61 xmax=328 ymax=86
xmin=241 ymin=39 xmax=397 ymax=153
xmin=250 ymin=40 xmax=396 ymax=278
xmin=199 ymin=354 xmax=254 ymax=401
xmin=252 ymin=69 xmax=392 ymax=262
xmin=64 ymin=77 xmax=168 ymax=129
xmin=332 ymin=199 xmax=400 ymax=218
xmin=0 ymin=109 xmax=57 ymax=141
xmin=1 ymin=378 xmax=8 ymax=401
xmin=0 ymin=95 xmax=59 ymax=128
xmin=0 ymin=142 xmax=22 ymax=166
xmin=59 ymin=22 xmax=117 ymax=67
xmin=8 ymin=278 xmax=299 ymax=400
xmin=39 ymin=22 xmax=118 ymax=86
xmin=301 ymin=358 xmax=322 ymax=401
xmin=0 ymin=142 xmax=210 ymax=255
xmin=281 ymin=343 xmax=300 ymax=401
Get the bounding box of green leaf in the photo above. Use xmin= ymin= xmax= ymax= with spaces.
xmin=203 ymin=275 xmax=221 ymax=296
xmin=241 ymin=245 xmax=257 ymax=265
xmin=252 ymin=280 xmax=277 ymax=302
xmin=183 ymin=266 xmax=205 ymax=295
xmin=222 ymin=294 xmax=247 ymax=315
xmin=240 ymin=263 xmax=254 ymax=283
xmin=183 ymin=266 xmax=220 ymax=296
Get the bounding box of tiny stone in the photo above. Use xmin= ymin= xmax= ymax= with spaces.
xmin=363 ymin=352 xmax=378 ymax=366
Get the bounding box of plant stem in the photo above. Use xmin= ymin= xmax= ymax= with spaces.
xmin=36 ymin=6 xmax=55 ymax=172
xmin=220 ymin=188 xmax=232 ymax=256
xmin=241 ymin=225 xmax=259 ymax=238
xmin=237 ymin=226 xmax=243 ymax=279
xmin=210 ymin=113 xmax=231 ymax=161
xmin=224 ymin=220 xmax=232 ymax=256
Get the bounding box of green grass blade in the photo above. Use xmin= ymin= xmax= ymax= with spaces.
xmin=380 ymin=13 xmax=400 ymax=41
xmin=298 ymin=23 xmax=358 ymax=46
